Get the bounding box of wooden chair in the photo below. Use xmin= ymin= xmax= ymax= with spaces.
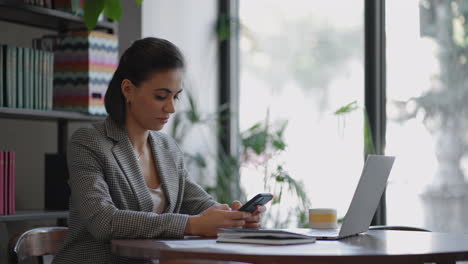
xmin=9 ymin=226 xmax=68 ymax=264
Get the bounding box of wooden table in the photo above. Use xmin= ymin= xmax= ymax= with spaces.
xmin=112 ymin=230 xmax=468 ymax=264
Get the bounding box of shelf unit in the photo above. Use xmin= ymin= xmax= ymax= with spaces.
xmin=0 ymin=0 xmax=116 ymax=33
xmin=0 ymin=1 xmax=115 ymax=221
xmin=0 ymin=108 xmax=105 ymax=154
xmin=0 ymin=210 xmax=68 ymax=222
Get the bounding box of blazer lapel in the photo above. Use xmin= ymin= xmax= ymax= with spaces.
xmin=105 ymin=118 xmax=153 ymax=212
xmin=149 ymin=132 xmax=179 ymax=212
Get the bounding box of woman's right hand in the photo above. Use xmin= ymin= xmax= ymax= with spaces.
xmin=185 ymin=204 xmax=251 ymax=237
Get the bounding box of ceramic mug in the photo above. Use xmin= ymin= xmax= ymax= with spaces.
xmin=309 ymin=208 xmax=338 ymax=229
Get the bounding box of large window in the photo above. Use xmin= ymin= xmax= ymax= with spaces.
xmin=239 ymin=0 xmax=364 ymax=228
xmin=386 ymin=0 xmax=468 ymax=232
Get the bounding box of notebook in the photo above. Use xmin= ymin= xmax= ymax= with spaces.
xmin=217 ymin=227 xmax=316 ymax=245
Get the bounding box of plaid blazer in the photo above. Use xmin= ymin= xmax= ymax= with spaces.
xmin=53 ymin=117 xmax=217 ymax=264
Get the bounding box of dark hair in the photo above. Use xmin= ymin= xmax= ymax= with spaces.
xmin=104 ymin=37 xmax=185 ymax=125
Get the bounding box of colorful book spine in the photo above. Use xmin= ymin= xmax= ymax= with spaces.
xmin=0 ymin=152 xmax=4 ymax=215
xmin=24 ymin=48 xmax=32 ymax=109
xmin=38 ymin=50 xmax=43 ymax=110
xmin=5 ymin=45 xmax=17 ymax=108
xmin=8 ymin=151 xmax=15 ymax=214
xmin=17 ymin=47 xmax=24 ymax=108
xmin=3 ymin=152 xmax=9 ymax=215
xmin=34 ymin=48 xmax=40 ymax=109
xmin=0 ymin=45 xmax=3 ymax=107
xmin=48 ymin=52 xmax=54 ymax=110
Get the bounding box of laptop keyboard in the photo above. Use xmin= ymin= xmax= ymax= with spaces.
xmin=310 ymin=229 xmax=340 ymax=236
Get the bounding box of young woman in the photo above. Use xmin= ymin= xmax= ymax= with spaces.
xmin=53 ymin=37 xmax=265 ymax=264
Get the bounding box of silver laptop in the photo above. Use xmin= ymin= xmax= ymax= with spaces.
xmin=310 ymin=155 xmax=395 ymax=240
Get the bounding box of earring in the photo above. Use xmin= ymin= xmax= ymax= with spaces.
xmin=126 ymin=98 xmax=130 ymax=104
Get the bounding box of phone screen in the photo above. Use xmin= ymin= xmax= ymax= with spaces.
xmin=238 ymin=193 xmax=273 ymax=212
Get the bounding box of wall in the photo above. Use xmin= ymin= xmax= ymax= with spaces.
xmin=142 ymin=0 xmax=219 ymax=187
xmin=118 ymin=0 xmax=142 ymax=55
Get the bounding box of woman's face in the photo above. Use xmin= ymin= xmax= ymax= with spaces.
xmin=124 ymin=69 xmax=183 ymax=131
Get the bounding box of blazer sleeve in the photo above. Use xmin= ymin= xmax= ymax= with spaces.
xmin=67 ymin=128 xmax=190 ymax=242
xmin=170 ymin=138 xmax=218 ymax=215
xmin=179 ymin=168 xmax=219 ymax=215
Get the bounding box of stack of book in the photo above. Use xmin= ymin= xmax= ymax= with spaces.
xmin=0 ymin=151 xmax=16 ymax=215
xmin=54 ymin=31 xmax=118 ymax=115
xmin=21 ymin=0 xmax=85 ymax=16
xmin=0 ymin=45 xmax=54 ymax=110
xmin=22 ymin=0 xmax=53 ymax=9
xmin=54 ymin=0 xmax=84 ymax=15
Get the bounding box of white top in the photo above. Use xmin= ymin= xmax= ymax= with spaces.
xmin=148 ymin=186 xmax=167 ymax=214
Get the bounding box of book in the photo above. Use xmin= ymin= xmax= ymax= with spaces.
xmin=0 ymin=152 xmax=4 ymax=215
xmin=0 ymin=45 xmax=3 ymax=107
xmin=33 ymin=49 xmax=39 ymax=109
xmin=9 ymin=151 xmax=15 ymax=214
xmin=45 ymin=153 xmax=70 ymax=210
xmin=217 ymin=228 xmax=317 ymax=245
xmin=47 ymin=51 xmax=54 ymax=110
xmin=17 ymin=47 xmax=23 ymax=108
xmin=38 ymin=50 xmax=43 ymax=110
xmin=4 ymin=152 xmax=9 ymax=215
xmin=5 ymin=45 xmax=17 ymax=108
xmin=23 ymin=48 xmax=31 ymax=109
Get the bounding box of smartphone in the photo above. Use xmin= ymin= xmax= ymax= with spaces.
xmin=238 ymin=193 xmax=273 ymax=213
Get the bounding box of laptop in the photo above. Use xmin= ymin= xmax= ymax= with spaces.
xmin=309 ymin=155 xmax=395 ymax=240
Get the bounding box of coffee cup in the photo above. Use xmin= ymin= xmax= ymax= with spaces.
xmin=309 ymin=208 xmax=338 ymax=229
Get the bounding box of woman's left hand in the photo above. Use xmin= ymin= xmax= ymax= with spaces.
xmin=231 ymin=200 xmax=266 ymax=228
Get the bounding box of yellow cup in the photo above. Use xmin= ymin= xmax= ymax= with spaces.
xmin=309 ymin=208 xmax=338 ymax=229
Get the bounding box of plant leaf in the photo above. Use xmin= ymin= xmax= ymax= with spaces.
xmin=364 ymin=109 xmax=377 ymax=154
xmin=104 ymin=0 xmax=122 ymax=21
xmin=272 ymin=139 xmax=286 ymax=150
xmin=217 ymin=13 xmax=230 ymax=41
xmin=334 ymin=100 xmax=358 ymax=115
xmin=84 ymin=0 xmax=105 ymax=31
xmin=187 ymin=153 xmax=207 ymax=168
xmin=246 ymin=122 xmax=262 ymax=132
xmin=242 ymin=131 xmax=267 ymax=154
xmin=186 ymin=91 xmax=201 ymax=123
xmin=135 ymin=0 xmax=144 ymax=5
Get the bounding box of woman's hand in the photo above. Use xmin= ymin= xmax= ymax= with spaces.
xmin=185 ymin=204 xmax=251 ymax=237
xmin=231 ymin=200 xmax=266 ymax=229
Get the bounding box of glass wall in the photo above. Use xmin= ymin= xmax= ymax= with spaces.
xmin=386 ymin=0 xmax=468 ymax=232
xmin=239 ymin=0 xmax=364 ymax=228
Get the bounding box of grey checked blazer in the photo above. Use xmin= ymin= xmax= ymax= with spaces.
xmin=53 ymin=117 xmax=217 ymax=264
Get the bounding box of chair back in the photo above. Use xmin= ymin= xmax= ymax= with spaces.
xmin=10 ymin=226 xmax=68 ymax=263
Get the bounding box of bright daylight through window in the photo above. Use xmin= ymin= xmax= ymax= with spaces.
xmin=239 ymin=0 xmax=364 ymax=228
xmin=386 ymin=0 xmax=468 ymax=232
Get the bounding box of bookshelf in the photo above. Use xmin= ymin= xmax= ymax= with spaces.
xmin=0 ymin=210 xmax=68 ymax=222
xmin=0 ymin=107 xmax=105 ymax=122
xmin=0 ymin=0 xmax=116 ymax=33
xmin=0 ymin=1 xmax=115 ymax=219
xmin=0 ymin=107 xmax=105 ymax=155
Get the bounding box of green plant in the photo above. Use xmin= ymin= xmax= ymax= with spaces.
xmin=240 ymin=113 xmax=310 ymax=228
xmin=169 ymin=90 xmax=242 ymax=204
xmin=334 ymin=101 xmax=376 ymax=155
xmin=172 ymin=93 xmax=309 ymax=227
xmin=83 ymin=0 xmax=143 ymax=30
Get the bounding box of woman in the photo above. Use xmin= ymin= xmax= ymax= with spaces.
xmin=53 ymin=37 xmax=265 ymax=264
